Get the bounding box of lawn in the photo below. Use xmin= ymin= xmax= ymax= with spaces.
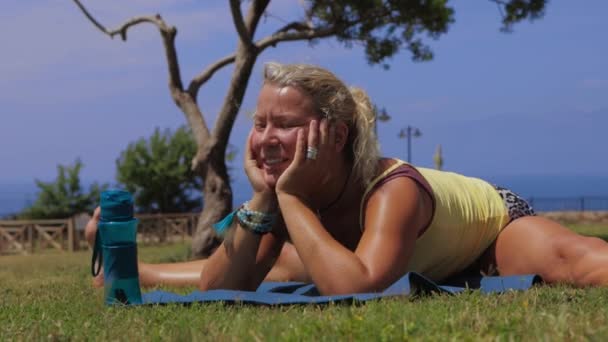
xmin=1 ymin=224 xmax=608 ymax=340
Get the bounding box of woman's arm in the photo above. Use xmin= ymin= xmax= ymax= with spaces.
xmin=87 ymin=198 xmax=285 ymax=290
xmin=198 ymin=193 xmax=286 ymax=291
xmin=278 ymin=176 xmax=428 ymax=295
xmin=199 ymin=128 xmax=291 ymax=291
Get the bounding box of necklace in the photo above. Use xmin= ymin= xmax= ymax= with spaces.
xmin=318 ymin=167 xmax=352 ymax=214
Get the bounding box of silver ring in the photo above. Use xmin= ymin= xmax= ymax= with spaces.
xmin=306 ymin=147 xmax=318 ymax=160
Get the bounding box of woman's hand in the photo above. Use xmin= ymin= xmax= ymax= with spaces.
xmin=85 ymin=207 xmax=104 ymax=288
xmin=243 ymin=130 xmax=276 ymax=205
xmin=275 ymin=119 xmax=336 ymax=207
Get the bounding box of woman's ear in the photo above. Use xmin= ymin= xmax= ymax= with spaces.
xmin=334 ymin=122 xmax=349 ymax=152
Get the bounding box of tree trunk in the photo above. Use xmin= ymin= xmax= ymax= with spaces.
xmin=189 ymin=49 xmax=258 ymax=259
xmin=190 ymin=153 xmax=232 ymax=258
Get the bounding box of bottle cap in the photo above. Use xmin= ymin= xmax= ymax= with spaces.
xmin=100 ymin=190 xmax=134 ymax=221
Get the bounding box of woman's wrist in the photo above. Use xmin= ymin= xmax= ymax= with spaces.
xmin=249 ymin=192 xmax=278 ymax=212
xmin=213 ymin=191 xmax=277 ymax=237
xmin=277 ymin=191 xmax=311 ymax=211
xmin=235 ymin=201 xmax=277 ymax=235
xmin=277 ymin=192 xmax=310 ymax=216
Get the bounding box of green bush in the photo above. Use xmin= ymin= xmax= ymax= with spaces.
xmin=116 ymin=126 xmax=202 ymax=213
xmin=19 ymin=159 xmax=106 ymax=219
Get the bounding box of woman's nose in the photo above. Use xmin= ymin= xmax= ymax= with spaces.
xmin=260 ymin=126 xmax=279 ymax=146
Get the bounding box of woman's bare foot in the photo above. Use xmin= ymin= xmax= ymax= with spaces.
xmin=85 ymin=207 xmax=104 ymax=288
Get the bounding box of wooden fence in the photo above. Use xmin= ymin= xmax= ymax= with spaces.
xmin=0 ymin=219 xmax=75 ymax=255
xmin=0 ymin=213 xmax=199 ymax=255
xmin=136 ymin=213 xmax=199 ymax=245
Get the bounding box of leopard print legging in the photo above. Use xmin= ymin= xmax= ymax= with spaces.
xmin=494 ymin=185 xmax=536 ymax=221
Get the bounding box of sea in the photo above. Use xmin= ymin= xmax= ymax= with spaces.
xmin=2 ymin=174 xmax=608 ymax=218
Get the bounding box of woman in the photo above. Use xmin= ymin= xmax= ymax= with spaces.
xmin=87 ymin=62 xmax=608 ymax=295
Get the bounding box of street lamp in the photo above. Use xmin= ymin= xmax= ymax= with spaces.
xmin=373 ymin=106 xmax=391 ymax=137
xmin=398 ymin=126 xmax=422 ymax=163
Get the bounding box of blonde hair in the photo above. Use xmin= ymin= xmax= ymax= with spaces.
xmin=263 ymin=62 xmax=380 ymax=187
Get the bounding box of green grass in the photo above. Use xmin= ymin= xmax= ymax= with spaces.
xmin=569 ymin=223 xmax=608 ymax=241
xmin=2 ymin=224 xmax=608 ymax=340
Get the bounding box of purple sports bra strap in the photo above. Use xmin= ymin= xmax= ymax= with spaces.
xmin=359 ymin=159 xmax=436 ymax=236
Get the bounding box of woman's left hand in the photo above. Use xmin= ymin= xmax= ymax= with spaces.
xmin=275 ymin=118 xmax=337 ymax=206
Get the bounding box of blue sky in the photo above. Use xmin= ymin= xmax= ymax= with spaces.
xmin=1 ymin=0 xmax=607 ymax=186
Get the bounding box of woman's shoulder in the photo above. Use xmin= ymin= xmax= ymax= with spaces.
xmin=360 ymin=158 xmax=435 ymax=235
xmin=373 ymin=158 xmax=404 ymax=177
xmin=362 ymin=157 xmax=426 ymax=208
xmin=365 ymin=157 xmax=435 ymax=212
xmin=370 ymin=158 xmax=426 ymax=188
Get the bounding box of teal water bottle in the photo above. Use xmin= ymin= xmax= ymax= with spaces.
xmin=91 ymin=190 xmax=142 ymax=305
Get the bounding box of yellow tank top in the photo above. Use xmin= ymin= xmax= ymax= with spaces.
xmin=360 ymin=159 xmax=510 ymax=281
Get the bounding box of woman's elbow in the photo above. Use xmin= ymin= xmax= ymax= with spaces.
xmin=197 ymin=274 xmax=215 ymax=292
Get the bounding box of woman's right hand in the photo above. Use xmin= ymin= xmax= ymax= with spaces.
xmin=244 ymin=130 xmax=275 ymax=203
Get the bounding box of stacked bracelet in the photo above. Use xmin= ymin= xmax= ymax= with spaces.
xmin=212 ymin=201 xmax=277 ymax=236
xmin=235 ymin=201 xmax=276 ymax=235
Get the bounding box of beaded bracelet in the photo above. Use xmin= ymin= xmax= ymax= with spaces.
xmin=235 ymin=201 xmax=276 ymax=235
xmin=212 ymin=201 xmax=277 ymax=236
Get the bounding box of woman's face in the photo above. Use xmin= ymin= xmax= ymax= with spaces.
xmin=250 ymin=83 xmax=318 ymax=188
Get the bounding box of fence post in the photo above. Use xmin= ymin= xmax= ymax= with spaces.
xmin=67 ymin=217 xmax=75 ymax=252
xmin=28 ymin=224 xmax=34 ymax=253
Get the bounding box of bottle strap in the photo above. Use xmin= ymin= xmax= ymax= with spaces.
xmin=91 ymin=230 xmax=103 ymax=276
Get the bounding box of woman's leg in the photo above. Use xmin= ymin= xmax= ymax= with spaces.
xmin=488 ymin=216 xmax=608 ymax=286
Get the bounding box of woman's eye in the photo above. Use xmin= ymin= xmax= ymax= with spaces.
xmin=254 ymin=122 xmax=265 ymax=130
xmin=279 ymin=122 xmax=300 ymax=129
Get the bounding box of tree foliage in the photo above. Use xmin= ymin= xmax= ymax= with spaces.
xmin=20 ymin=159 xmax=106 ymax=219
xmin=493 ymin=0 xmax=547 ymax=32
xmin=116 ymin=126 xmax=238 ymax=213
xmin=309 ymin=0 xmax=454 ymax=67
xmin=116 ymin=126 xmax=202 ymax=213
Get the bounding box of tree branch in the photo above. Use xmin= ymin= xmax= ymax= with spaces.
xmin=188 ymin=54 xmax=236 ymax=97
xmin=73 ymin=0 xmax=167 ymax=40
xmin=244 ymin=0 xmax=271 ymax=41
xmin=229 ymin=0 xmax=252 ymax=46
xmin=72 ymin=0 xmax=110 ymax=36
xmin=188 ymin=1 xmax=270 ymax=98
xmin=72 ymin=0 xmax=184 ymax=91
xmin=276 ymin=21 xmax=313 ymax=33
xmin=255 ymin=25 xmax=337 ymax=52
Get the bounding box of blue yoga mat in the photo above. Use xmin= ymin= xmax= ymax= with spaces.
xmin=141 ymin=272 xmax=542 ymax=306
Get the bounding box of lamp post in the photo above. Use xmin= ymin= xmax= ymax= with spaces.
xmin=374 ymin=107 xmax=391 ymax=137
xmin=398 ymin=126 xmax=422 ymax=163
xmin=433 ymin=144 xmax=443 ymax=170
